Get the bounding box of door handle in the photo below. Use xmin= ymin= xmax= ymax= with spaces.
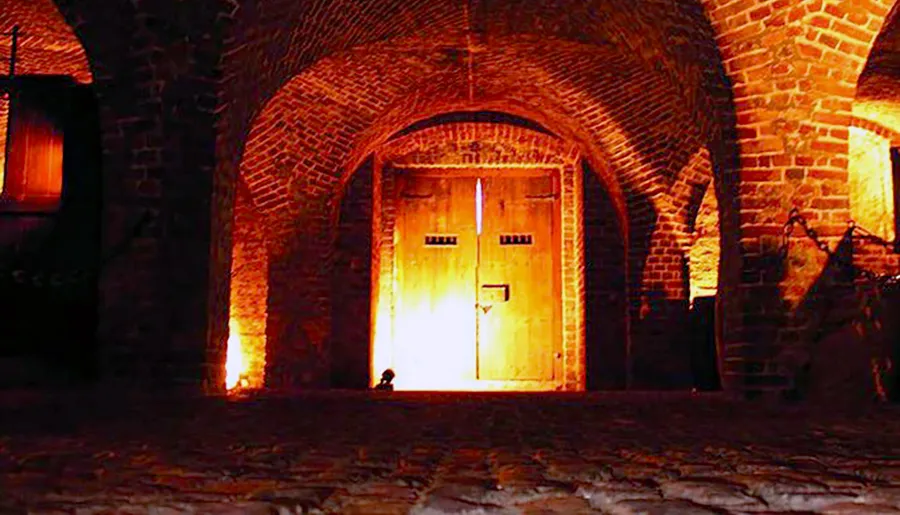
xmin=477 ymin=303 xmax=493 ymax=314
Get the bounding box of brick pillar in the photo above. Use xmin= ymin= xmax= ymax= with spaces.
xmin=46 ymin=0 xmax=237 ymax=393
xmin=228 ymin=183 xmax=269 ymax=389
xmin=330 ymin=159 xmax=374 ymax=389
xmin=704 ymin=0 xmax=895 ymax=394
xmin=265 ymin=203 xmax=333 ymax=389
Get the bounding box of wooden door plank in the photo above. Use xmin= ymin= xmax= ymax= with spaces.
xmin=478 ymin=173 xmax=558 ymax=381
xmin=394 ymin=173 xmax=478 ymax=388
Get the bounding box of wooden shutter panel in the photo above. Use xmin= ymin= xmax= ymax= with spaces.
xmin=3 ymin=76 xmax=69 ymax=208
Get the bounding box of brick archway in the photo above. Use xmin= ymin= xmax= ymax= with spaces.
xmin=18 ymin=0 xmax=739 ymax=393
xmin=229 ymin=40 xmax=721 ymax=384
xmin=337 ymin=122 xmax=592 ymax=390
xmin=12 ymin=0 xmax=897 ymax=394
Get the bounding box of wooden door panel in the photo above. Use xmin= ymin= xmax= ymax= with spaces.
xmin=394 ymin=174 xmax=478 ymax=387
xmin=478 ymin=174 xmax=558 ymax=381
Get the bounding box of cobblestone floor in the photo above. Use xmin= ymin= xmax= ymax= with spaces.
xmin=2 ymin=391 xmax=900 ymax=514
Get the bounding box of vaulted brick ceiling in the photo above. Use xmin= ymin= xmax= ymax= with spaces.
xmin=230 ymin=0 xmax=725 ymax=244
xmin=224 ymin=0 xmax=722 ymax=121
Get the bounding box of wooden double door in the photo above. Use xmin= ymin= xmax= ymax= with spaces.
xmin=393 ymin=169 xmax=561 ymax=389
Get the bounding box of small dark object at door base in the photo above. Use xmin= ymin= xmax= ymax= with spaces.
xmin=374 ymin=369 xmax=395 ymax=391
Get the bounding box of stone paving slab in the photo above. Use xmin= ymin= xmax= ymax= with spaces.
xmin=1 ymin=391 xmax=900 ymax=514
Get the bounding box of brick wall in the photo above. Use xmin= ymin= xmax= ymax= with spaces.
xmin=331 ymin=158 xmax=374 ymax=389
xmin=228 ymin=181 xmax=268 ymax=389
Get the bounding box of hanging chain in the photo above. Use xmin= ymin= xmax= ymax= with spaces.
xmin=781 ymin=208 xmax=898 ymax=401
xmin=781 ymin=207 xmax=900 ymax=285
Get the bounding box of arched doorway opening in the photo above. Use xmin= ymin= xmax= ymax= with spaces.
xmin=222 ymin=0 xmax=727 ymax=393
xmin=331 ymin=117 xmax=593 ymax=391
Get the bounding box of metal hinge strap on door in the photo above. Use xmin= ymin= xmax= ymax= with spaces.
xmin=526 ymin=177 xmax=559 ymax=200
xmin=524 ymin=193 xmax=558 ymax=200
xmin=401 ymin=192 xmax=433 ymax=199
